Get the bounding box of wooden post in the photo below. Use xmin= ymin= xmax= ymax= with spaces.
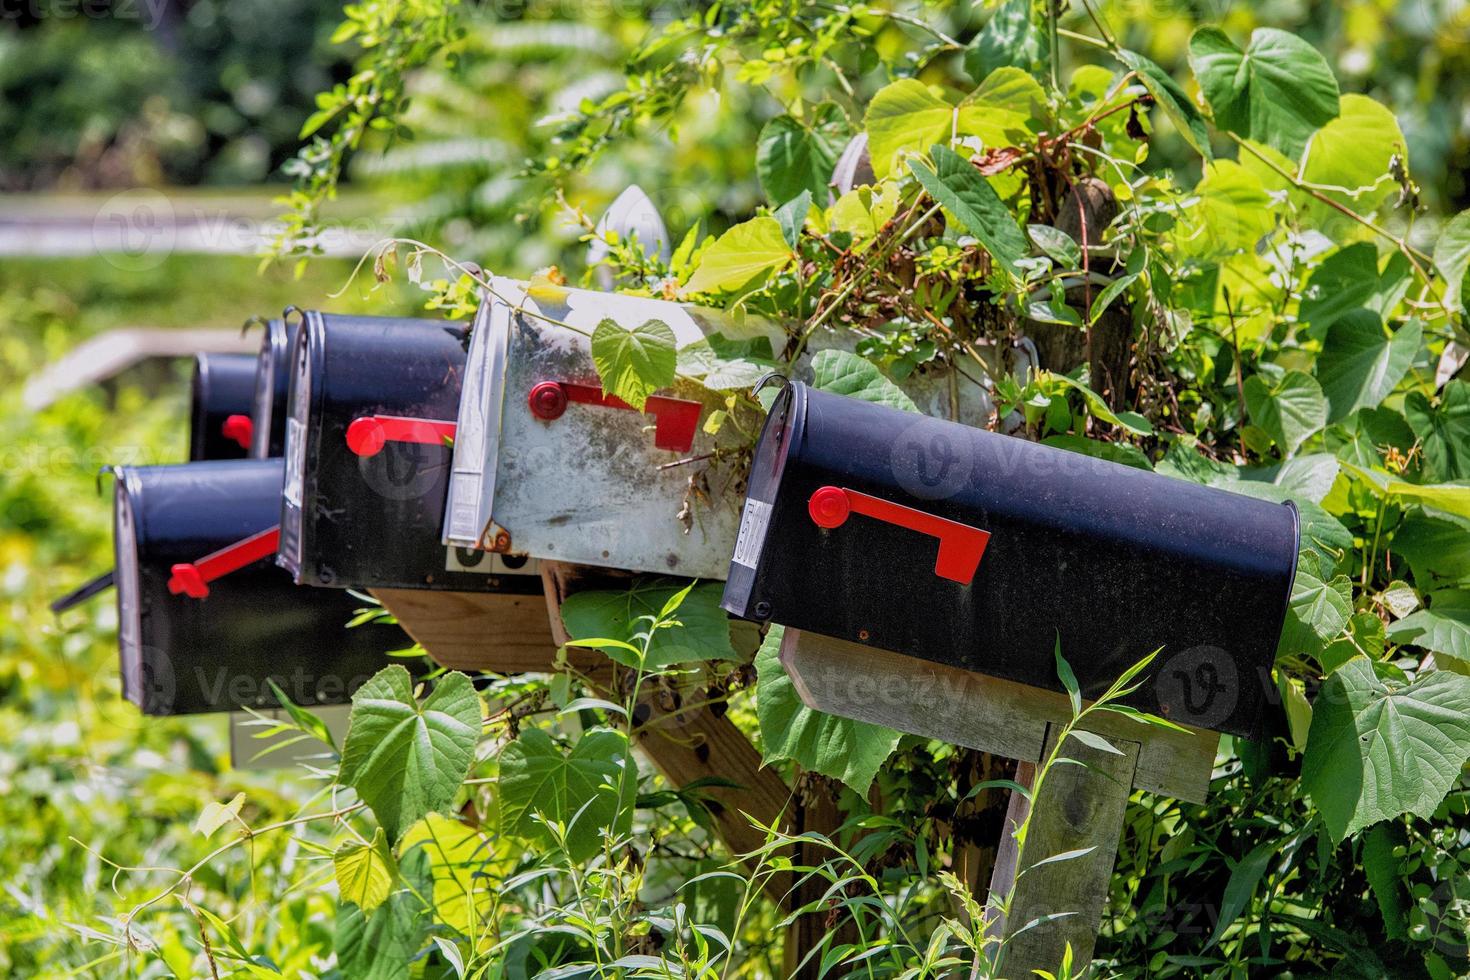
xmin=986 ymin=727 xmax=1141 ymax=973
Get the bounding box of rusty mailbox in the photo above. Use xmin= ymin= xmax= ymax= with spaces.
xmin=188 ymin=352 xmax=256 ymax=461
xmin=114 ymin=458 xmax=407 ymax=715
xmin=720 ymin=381 xmax=1300 ymax=738
xmin=277 ymin=311 xmax=540 ymax=592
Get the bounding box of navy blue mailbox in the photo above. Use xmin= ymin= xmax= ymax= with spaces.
xmin=188 ymin=353 xmax=257 ymax=461
xmin=246 ymin=317 xmax=296 ymax=459
xmin=721 ymin=381 xmax=1299 ymax=738
xmin=277 ymin=312 xmax=540 ymax=593
xmin=115 ymin=458 xmax=408 ymax=715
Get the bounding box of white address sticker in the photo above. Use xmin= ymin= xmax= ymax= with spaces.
xmin=283 ymin=417 xmax=305 ymax=509
xmin=731 ymin=498 xmax=772 ymax=569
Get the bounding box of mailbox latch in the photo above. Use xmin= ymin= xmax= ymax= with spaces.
xmin=168 ymin=525 xmax=282 ymax=599
xmin=808 ymin=486 xmax=989 ymax=585
xmin=527 ymin=380 xmax=700 ymax=453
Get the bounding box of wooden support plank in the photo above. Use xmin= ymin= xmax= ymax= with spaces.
xmin=779 ymin=628 xmax=1217 ymax=804
xmin=987 ymin=726 xmax=1140 ymax=975
xmin=369 ymin=588 xmax=578 ymax=674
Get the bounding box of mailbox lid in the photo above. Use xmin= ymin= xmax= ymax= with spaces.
xmin=115 ymin=458 xmax=408 ymax=715
xmin=279 ymin=312 xmax=533 ymax=592
xmin=722 ymin=382 xmax=1299 ymax=738
xmin=443 ymin=279 xmax=790 ymax=579
xmin=189 ymin=353 xmax=257 ymax=461
xmin=248 ymin=318 xmax=295 ymax=459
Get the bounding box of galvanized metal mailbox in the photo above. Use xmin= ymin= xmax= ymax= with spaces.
xmin=247 ymin=317 xmax=295 ymax=459
xmin=188 ymin=352 xmax=257 ymax=461
xmin=114 ymin=457 xmax=407 ymax=715
xmin=721 ymin=381 xmax=1299 ymax=738
xmin=277 ymin=311 xmax=541 ymax=592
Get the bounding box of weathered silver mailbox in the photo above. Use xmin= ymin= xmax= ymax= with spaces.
xmin=442 ymin=280 xmax=992 ymax=579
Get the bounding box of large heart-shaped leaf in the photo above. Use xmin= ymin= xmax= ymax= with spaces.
xmin=1290 ymin=569 xmax=1353 ymax=641
xmin=590 ymin=317 xmax=677 ymax=411
xmin=1300 ymin=94 xmax=1408 ymax=215
xmin=1188 ymin=27 xmax=1340 ymax=157
xmin=1315 ymin=311 xmax=1420 ymax=422
xmin=1299 ymin=243 xmax=1412 ymax=331
xmin=754 ymin=626 xmax=901 ymax=794
xmin=756 ymin=110 xmax=844 ymax=206
xmin=1433 ymin=209 xmax=1470 ymax=311
xmin=1243 ymin=368 xmax=1327 ymax=455
xmin=1385 ymin=591 xmax=1470 ymax=668
xmin=864 ymin=79 xmax=954 ymax=179
xmin=809 ymin=349 xmax=918 ymax=412
xmin=680 ymin=216 xmax=793 ymax=296
xmin=498 ymin=727 xmax=635 ymax=862
xmin=1302 ymin=656 xmax=1470 ymax=841
xmin=908 ymin=145 xmax=1029 ymax=277
xmin=399 ymin=813 xmax=504 ymax=933
xmin=338 ymin=666 xmax=482 ymax=841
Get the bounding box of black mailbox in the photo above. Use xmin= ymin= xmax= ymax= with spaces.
xmin=114 ymin=458 xmax=409 ymax=715
xmin=721 ymin=381 xmax=1299 ymax=738
xmin=277 ymin=312 xmax=540 ymax=593
xmin=188 ymin=352 xmax=257 ymax=461
xmin=247 ymin=317 xmax=296 ymax=459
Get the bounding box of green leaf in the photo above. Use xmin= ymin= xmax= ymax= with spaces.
xmin=1433 ymin=209 xmax=1470 ymax=312
xmin=1050 ymin=374 xmax=1153 ymax=436
xmin=908 ymin=145 xmax=1028 ymax=277
xmin=1089 ymin=272 xmax=1140 ymax=325
xmin=1188 ymin=27 xmax=1340 ymax=157
xmin=497 ymin=727 xmax=635 ymax=862
xmin=680 ymin=216 xmax=792 ymax=296
xmin=399 ymin=814 xmax=498 ymax=934
xmin=1300 ymin=94 xmax=1409 ymax=215
xmin=1386 ymin=591 xmax=1470 ymax=667
xmin=338 ymin=666 xmax=481 ymax=841
xmin=756 ymin=112 xmax=843 ymax=206
xmin=1176 ymin=160 xmax=1274 ymax=258
xmin=194 ymin=792 xmax=245 ymax=838
xmin=1055 ymin=638 xmax=1081 ymax=715
xmin=1209 ymin=842 xmax=1276 ymax=947
xmin=334 ymin=886 xmax=426 ymax=980
xmin=963 ymin=0 xmax=1045 ymax=83
xmin=809 ymin=349 xmax=919 ymax=412
xmin=775 ymin=189 xmax=813 ymax=249
xmin=589 ymin=317 xmax=677 ymax=411
xmin=678 ymin=333 xmax=779 ymax=392
xmin=755 ymin=626 xmax=901 ymax=794
xmin=1405 ymin=380 xmax=1470 ymax=482
xmin=1243 ymin=368 xmax=1327 ymax=455
xmin=1027 ymin=224 xmax=1080 ymax=268
xmin=1290 ymin=569 xmax=1353 ymax=640
xmin=1066 ymin=729 xmax=1121 ymax=756
xmin=1040 ymin=434 xmax=1152 ymax=471
xmin=559 ymin=582 xmax=736 ymax=670
xmin=864 ymin=79 xmax=955 ymax=179
xmin=1362 ymin=824 xmax=1408 ymax=939
xmin=1299 ymin=243 xmax=1412 ymax=331
xmin=335 ymin=827 xmax=396 ymax=913
xmin=1315 ymin=311 xmax=1420 ymax=422
xmin=266 ymin=678 xmax=337 ymax=751
xmin=1393 ymin=514 xmax=1470 ymax=590
xmin=1302 ymin=656 xmax=1470 ymax=841
xmin=1116 ymin=48 xmax=1211 ymax=159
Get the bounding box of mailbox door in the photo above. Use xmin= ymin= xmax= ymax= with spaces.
xmin=189 ymin=353 xmax=257 ymax=461
xmin=248 ymin=318 xmax=295 ymax=459
xmin=722 ymin=383 xmax=1299 ymax=738
xmin=444 ymin=280 xmax=995 ymax=579
xmin=116 ymin=459 xmax=409 ymax=715
xmin=278 ymin=312 xmax=537 ymax=593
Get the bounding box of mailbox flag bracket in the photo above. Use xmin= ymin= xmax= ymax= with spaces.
xmin=808 ymin=486 xmax=989 ymax=585
xmin=222 ymin=414 xmax=254 ymax=451
xmin=169 ymin=525 xmax=282 ymax=599
xmin=346 ymin=415 xmax=458 ymax=457
xmin=527 ymin=380 xmax=700 ymax=453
